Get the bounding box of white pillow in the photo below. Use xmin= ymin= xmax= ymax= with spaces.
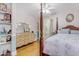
xmin=58 ymin=29 xmax=70 ymax=34
xmin=71 ymin=30 xmax=79 ymax=34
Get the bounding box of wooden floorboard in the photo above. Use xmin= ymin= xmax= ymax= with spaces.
xmin=16 ymin=41 xmax=40 ymax=56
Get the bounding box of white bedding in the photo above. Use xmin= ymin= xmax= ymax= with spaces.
xmin=43 ymin=33 xmax=79 ymax=56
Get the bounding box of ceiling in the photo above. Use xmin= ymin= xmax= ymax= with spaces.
xmin=13 ymin=3 xmax=79 ymax=19
xmin=42 ymin=3 xmax=79 ymax=16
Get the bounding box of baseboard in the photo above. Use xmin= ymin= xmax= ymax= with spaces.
xmin=11 ymin=51 xmax=16 ymax=56
xmin=16 ymin=40 xmax=37 ymax=49
xmin=42 ymin=52 xmax=50 ymax=56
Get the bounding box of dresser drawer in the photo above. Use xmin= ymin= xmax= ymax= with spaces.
xmin=16 ymin=32 xmax=36 ymax=47
xmin=16 ymin=37 xmax=25 ymax=43
xmin=16 ymin=41 xmax=24 ymax=47
xmin=16 ymin=35 xmax=24 ymax=39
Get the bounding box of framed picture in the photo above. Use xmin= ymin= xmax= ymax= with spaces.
xmin=4 ymin=14 xmax=11 ymax=22
xmin=0 ymin=3 xmax=7 ymax=12
xmin=66 ymin=13 xmax=74 ymax=22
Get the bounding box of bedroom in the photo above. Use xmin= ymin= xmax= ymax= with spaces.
xmin=0 ymin=3 xmax=79 ymax=56
xmin=41 ymin=3 xmax=79 ymax=56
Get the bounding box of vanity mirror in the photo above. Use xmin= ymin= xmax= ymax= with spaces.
xmin=16 ymin=23 xmax=30 ymax=34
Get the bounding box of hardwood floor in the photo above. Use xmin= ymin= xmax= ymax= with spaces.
xmin=16 ymin=41 xmax=40 ymax=56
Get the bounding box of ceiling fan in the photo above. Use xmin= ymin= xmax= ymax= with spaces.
xmin=42 ymin=3 xmax=57 ymax=15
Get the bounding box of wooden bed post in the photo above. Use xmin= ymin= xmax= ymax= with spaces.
xmin=40 ymin=3 xmax=44 ymax=56
xmin=56 ymin=17 xmax=58 ymax=33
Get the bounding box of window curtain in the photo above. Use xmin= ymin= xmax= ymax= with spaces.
xmin=45 ymin=19 xmax=53 ymax=39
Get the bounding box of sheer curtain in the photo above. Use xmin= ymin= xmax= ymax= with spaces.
xmin=44 ymin=19 xmax=53 ymax=39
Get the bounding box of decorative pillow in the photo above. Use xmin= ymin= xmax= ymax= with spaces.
xmin=71 ymin=30 xmax=79 ymax=34
xmin=58 ymin=29 xmax=70 ymax=34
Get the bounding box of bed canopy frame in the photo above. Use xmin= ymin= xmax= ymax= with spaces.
xmin=40 ymin=3 xmax=44 ymax=56
xmin=56 ymin=17 xmax=58 ymax=33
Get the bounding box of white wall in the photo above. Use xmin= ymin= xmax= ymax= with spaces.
xmin=12 ymin=3 xmax=40 ymax=34
xmin=12 ymin=3 xmax=40 ymax=55
xmin=52 ymin=4 xmax=79 ymax=32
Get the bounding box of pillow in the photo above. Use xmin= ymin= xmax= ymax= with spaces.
xmin=58 ymin=29 xmax=70 ymax=34
xmin=71 ymin=30 xmax=79 ymax=34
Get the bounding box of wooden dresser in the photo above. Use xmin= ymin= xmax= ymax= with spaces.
xmin=16 ymin=32 xmax=36 ymax=48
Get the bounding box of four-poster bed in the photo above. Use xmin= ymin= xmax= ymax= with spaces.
xmin=40 ymin=3 xmax=79 ymax=56
xmin=42 ymin=20 xmax=79 ymax=56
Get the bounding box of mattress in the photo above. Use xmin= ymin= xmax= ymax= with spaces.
xmin=43 ymin=33 xmax=79 ymax=56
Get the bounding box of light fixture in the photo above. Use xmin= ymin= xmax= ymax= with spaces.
xmin=42 ymin=3 xmax=57 ymax=14
xmin=42 ymin=3 xmax=51 ymax=14
xmin=43 ymin=9 xmax=50 ymax=14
